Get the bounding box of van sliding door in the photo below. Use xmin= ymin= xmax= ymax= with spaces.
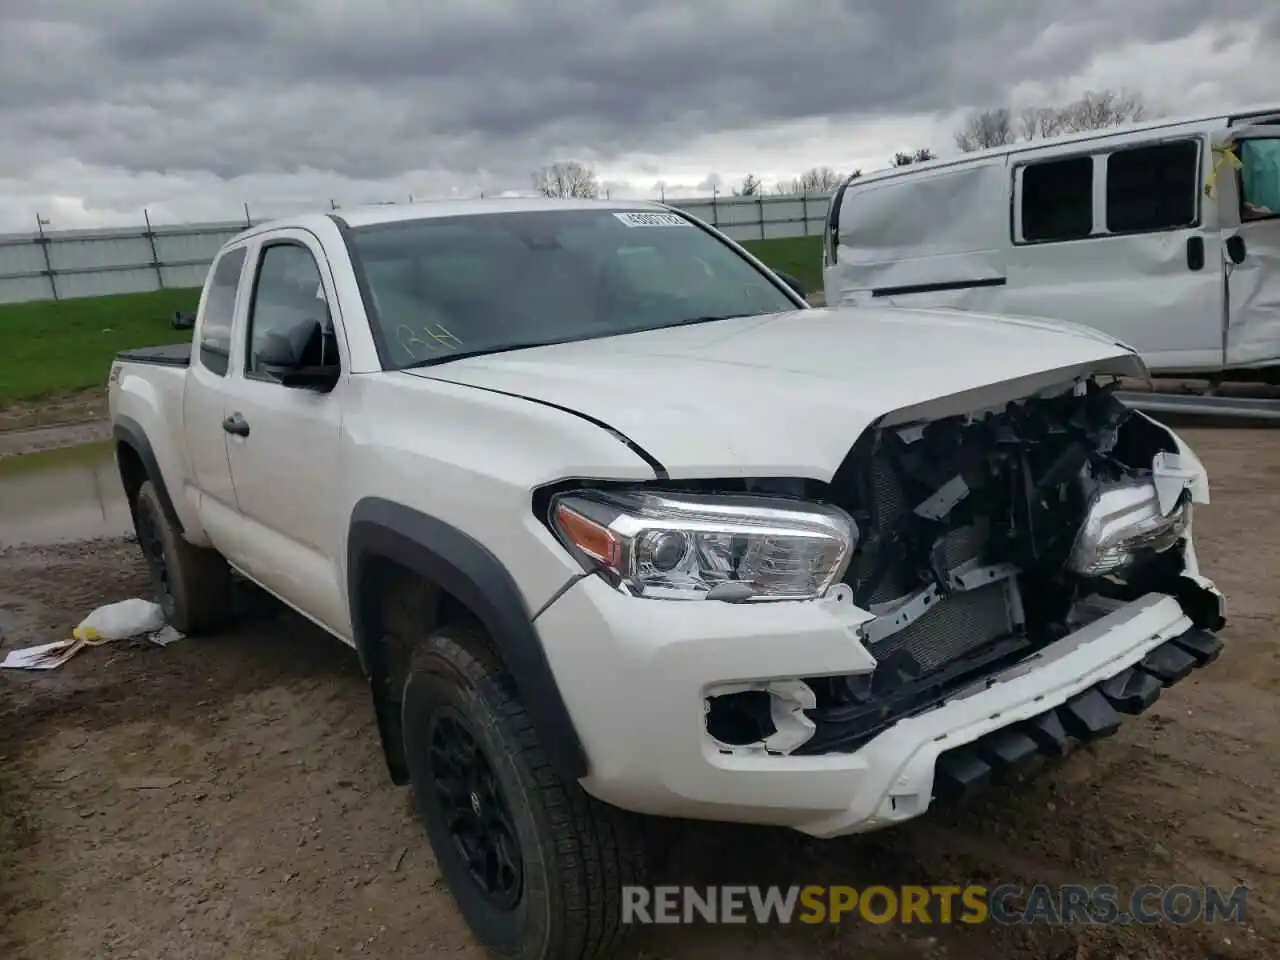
xmin=1005 ymin=137 xmax=1223 ymax=373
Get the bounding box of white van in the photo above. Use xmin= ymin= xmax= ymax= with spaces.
xmin=822 ymin=104 xmax=1280 ymax=377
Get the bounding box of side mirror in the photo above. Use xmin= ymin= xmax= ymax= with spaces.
xmin=172 ymin=311 xmax=195 ymax=330
xmin=257 ymin=317 xmax=341 ymax=392
xmin=775 ymin=271 xmax=807 ymax=300
xmin=1226 ymin=234 xmax=1247 ymax=265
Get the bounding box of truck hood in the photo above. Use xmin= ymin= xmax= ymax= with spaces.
xmin=407 ymin=305 xmax=1146 ymax=481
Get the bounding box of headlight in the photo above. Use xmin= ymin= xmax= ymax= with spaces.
xmin=549 ymin=488 xmax=857 ymax=601
xmin=1068 ymin=478 xmax=1191 ymax=577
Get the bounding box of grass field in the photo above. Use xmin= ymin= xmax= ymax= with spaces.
xmin=0 ymin=288 xmax=201 ymax=407
xmin=0 ymin=235 xmax=824 ymax=409
xmin=740 ymin=235 xmax=823 ymax=293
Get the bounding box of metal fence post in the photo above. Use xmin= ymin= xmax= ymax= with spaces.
xmin=143 ymin=208 xmax=164 ymax=289
xmin=758 ymin=193 xmax=765 ymax=240
xmin=802 ymin=193 xmax=809 ymax=236
xmin=34 ymin=213 xmax=57 ymax=300
xmin=711 ymin=186 xmax=719 ymax=226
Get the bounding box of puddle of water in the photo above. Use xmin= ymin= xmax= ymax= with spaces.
xmin=0 ymin=441 xmax=134 ymax=547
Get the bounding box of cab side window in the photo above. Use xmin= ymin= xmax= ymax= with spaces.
xmin=245 ymin=243 xmax=335 ymax=380
xmin=198 ymin=246 xmax=246 ymax=377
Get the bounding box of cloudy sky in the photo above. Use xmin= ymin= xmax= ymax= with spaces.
xmin=1 ymin=0 xmax=1278 ymax=232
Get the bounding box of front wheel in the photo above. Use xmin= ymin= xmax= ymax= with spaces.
xmin=401 ymin=623 xmax=647 ymax=960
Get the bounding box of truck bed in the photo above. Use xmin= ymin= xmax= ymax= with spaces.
xmin=117 ymin=343 xmax=191 ymax=367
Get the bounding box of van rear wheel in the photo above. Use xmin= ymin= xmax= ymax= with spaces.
xmin=132 ymin=480 xmax=232 ymax=634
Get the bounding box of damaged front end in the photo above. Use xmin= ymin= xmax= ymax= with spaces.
xmin=703 ymin=377 xmax=1224 ymax=758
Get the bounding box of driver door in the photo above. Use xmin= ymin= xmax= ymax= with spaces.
xmin=1217 ymin=123 xmax=1280 ymax=368
xmin=221 ymin=231 xmax=352 ymax=638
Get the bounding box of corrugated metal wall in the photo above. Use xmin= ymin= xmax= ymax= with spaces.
xmin=0 ymin=193 xmax=833 ymax=305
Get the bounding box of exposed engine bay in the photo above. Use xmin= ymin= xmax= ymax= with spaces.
xmin=703 ymin=377 xmax=1224 ymax=757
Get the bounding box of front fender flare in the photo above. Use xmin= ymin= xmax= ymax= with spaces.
xmin=347 ymin=497 xmax=589 ymax=784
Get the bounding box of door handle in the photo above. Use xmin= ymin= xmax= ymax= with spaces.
xmin=222 ymin=413 xmax=250 ymax=437
xmin=1186 ymin=235 xmax=1205 ymax=271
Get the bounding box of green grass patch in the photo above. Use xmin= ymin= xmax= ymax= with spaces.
xmin=741 ymin=235 xmax=824 ymax=296
xmin=0 ymin=236 xmax=824 ymax=407
xmin=0 ymin=288 xmax=200 ymax=406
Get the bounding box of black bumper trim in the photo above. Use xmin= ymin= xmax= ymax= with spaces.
xmin=932 ymin=626 xmax=1221 ymax=803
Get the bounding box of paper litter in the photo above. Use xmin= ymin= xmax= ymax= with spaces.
xmin=1 ymin=598 xmax=184 ymax=670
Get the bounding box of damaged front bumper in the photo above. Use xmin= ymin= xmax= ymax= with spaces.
xmin=535 ymin=548 xmax=1224 ymax=838
xmin=931 ymin=621 xmax=1221 ymax=803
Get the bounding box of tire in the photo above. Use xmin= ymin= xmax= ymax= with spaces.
xmin=401 ymin=621 xmax=648 ymax=960
xmin=132 ymin=480 xmax=232 ymax=634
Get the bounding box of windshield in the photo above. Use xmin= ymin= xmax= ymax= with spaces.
xmin=346 ymin=209 xmax=800 ymax=369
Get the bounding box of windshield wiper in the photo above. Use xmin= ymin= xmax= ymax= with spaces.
xmin=399 ymin=341 xmax=556 ymax=369
xmin=663 ymin=312 xmax=755 ymax=328
xmin=399 ymin=314 xmax=757 ymax=370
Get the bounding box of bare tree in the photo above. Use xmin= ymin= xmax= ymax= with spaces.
xmin=532 ymin=160 xmax=600 ymax=199
xmin=1011 ymin=88 xmax=1151 ymax=145
xmin=954 ymin=108 xmax=1016 ymax=152
xmin=1056 ymin=88 xmax=1146 ymax=133
xmin=800 ymin=166 xmax=845 ymax=193
xmin=892 ymin=148 xmax=937 ymax=166
xmin=1019 ymin=105 xmax=1067 ymax=141
xmin=734 ymin=173 xmax=762 ymax=196
xmin=773 ymin=166 xmax=846 ymax=195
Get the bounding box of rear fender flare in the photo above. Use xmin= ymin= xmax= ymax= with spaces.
xmin=113 ymin=415 xmax=184 ymax=534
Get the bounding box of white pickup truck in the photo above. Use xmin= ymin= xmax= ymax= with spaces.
xmin=109 ymin=198 xmax=1227 ymax=959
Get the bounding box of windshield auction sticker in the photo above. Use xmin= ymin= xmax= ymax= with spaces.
xmin=613 ymin=211 xmax=691 ymax=227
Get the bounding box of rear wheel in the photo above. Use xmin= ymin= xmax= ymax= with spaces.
xmin=132 ymin=480 xmax=232 ymax=633
xmin=401 ymin=621 xmax=647 ymax=960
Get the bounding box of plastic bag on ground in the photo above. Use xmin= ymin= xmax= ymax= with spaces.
xmin=2 ymin=598 xmax=182 ymax=670
xmin=72 ymin=598 xmax=166 ymax=642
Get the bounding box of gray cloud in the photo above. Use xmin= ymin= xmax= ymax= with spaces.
xmin=0 ymin=0 xmax=1277 ymax=228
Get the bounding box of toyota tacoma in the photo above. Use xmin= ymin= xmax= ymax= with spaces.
xmin=107 ymin=198 xmax=1226 ymax=960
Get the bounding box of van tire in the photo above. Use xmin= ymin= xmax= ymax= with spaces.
xmin=401 ymin=621 xmax=647 ymax=960
xmin=132 ymin=480 xmax=232 ymax=634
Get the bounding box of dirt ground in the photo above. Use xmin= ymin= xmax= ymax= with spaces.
xmin=1 ymin=426 xmax=1276 ymax=960
xmin=0 ymin=390 xmax=106 ymax=435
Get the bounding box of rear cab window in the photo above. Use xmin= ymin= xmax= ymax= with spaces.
xmin=197 ymin=246 xmax=247 ymax=377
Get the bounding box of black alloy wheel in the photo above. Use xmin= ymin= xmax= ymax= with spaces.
xmin=426 ymin=710 xmax=524 ymax=910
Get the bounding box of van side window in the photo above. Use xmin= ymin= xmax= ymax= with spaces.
xmin=1105 ymin=140 xmax=1199 ymax=233
xmin=1020 ymin=157 xmax=1093 ymax=243
xmin=198 ymin=246 xmax=247 ymax=377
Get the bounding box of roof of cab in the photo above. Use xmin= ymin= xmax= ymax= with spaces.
xmin=845 ymin=100 xmax=1280 ymax=190
xmin=229 ymin=196 xmax=673 ymax=244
